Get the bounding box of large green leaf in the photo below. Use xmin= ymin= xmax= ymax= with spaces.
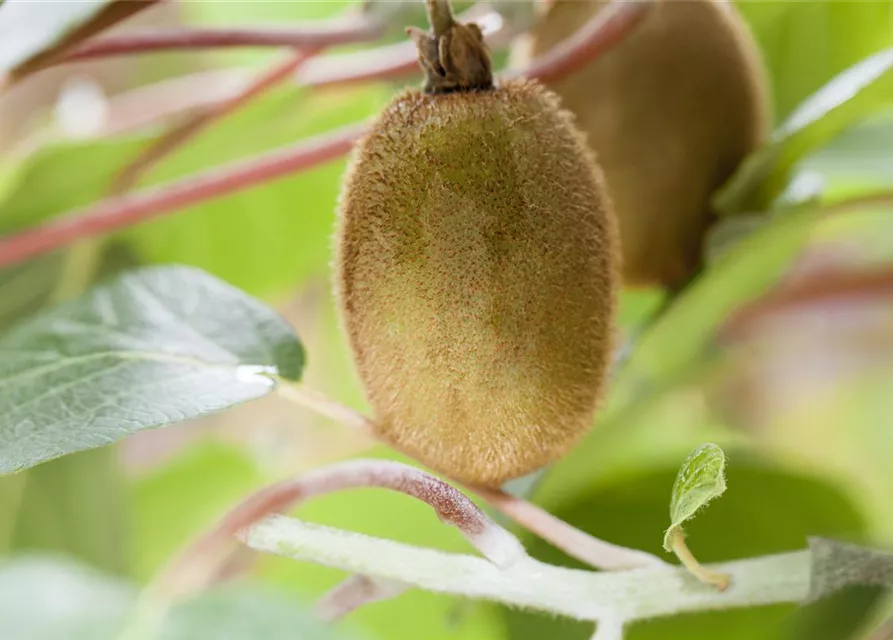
xmin=0 ymin=265 xmax=304 ymax=474
xmin=502 ymin=460 xmax=877 ymax=640
xmin=0 ymin=555 xmax=350 ymax=639
xmin=715 ymin=47 xmax=893 ymax=214
xmin=10 ymin=447 xmax=128 ymax=575
xmin=0 ymin=256 xmax=64 ymax=331
xmin=798 ymin=107 xmax=893 ymax=195
xmin=735 ymin=1 xmax=893 ymax=123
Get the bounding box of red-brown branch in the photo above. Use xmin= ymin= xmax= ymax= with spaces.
xmin=316 ymin=574 xmax=407 ymax=621
xmin=63 ymin=18 xmax=385 ymax=62
xmin=151 ymin=459 xmax=522 ymax=600
xmin=720 ymin=264 xmax=893 ymax=342
xmin=515 ymin=0 xmax=654 ymax=84
xmin=0 ymin=122 xmax=366 ymax=268
xmin=0 ymin=0 xmax=653 ymax=268
xmin=112 ymin=49 xmax=318 ymax=194
xmin=5 ymin=0 xmax=160 ymax=85
xmin=276 ymin=384 xmax=667 ymax=571
xmin=718 ymin=190 xmax=893 ymax=341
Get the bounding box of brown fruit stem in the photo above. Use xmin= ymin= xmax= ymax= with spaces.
xmin=408 ymin=0 xmax=493 ymax=93
xmin=427 ymin=0 xmax=456 ymax=38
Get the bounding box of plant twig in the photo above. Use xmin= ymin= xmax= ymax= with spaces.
xmin=315 ymin=574 xmax=407 ymax=621
xmin=119 ymin=459 xmax=524 ymax=639
xmin=276 ymin=383 xmax=667 ymax=571
xmin=0 ymin=0 xmax=654 ymax=268
xmin=719 ymin=263 xmax=893 ymax=342
xmin=0 ymin=122 xmax=366 ymax=269
xmin=244 ymin=514 xmax=813 ymax=624
xmin=476 ymin=487 xmax=668 ymax=570
xmin=112 ymin=49 xmax=318 ymax=194
xmin=157 ymin=459 xmax=525 ymax=601
xmin=63 ymin=17 xmax=385 ymax=62
xmin=5 ymin=0 xmax=160 ymax=86
xmin=513 ymin=0 xmax=655 ymax=84
xmin=591 ymin=618 xmax=624 ymax=640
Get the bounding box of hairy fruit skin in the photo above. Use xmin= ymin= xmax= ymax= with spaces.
xmin=516 ymin=0 xmax=768 ymax=289
xmin=336 ymin=80 xmax=619 ymax=487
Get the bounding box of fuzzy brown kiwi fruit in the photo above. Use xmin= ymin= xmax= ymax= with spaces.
xmin=335 ymin=0 xmax=620 ymax=488
xmin=514 ymin=0 xmax=769 ymax=290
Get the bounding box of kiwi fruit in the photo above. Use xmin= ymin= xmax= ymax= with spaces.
xmin=514 ymin=0 xmax=769 ymax=289
xmin=335 ymin=0 xmax=620 ymax=488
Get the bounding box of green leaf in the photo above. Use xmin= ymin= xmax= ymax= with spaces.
xmin=0 ymin=0 xmax=107 ymax=72
xmin=807 ymin=538 xmax=893 ymax=603
xmin=798 ymin=108 xmax=893 ymax=195
xmin=715 ymin=47 xmax=893 ymax=214
xmin=0 ymin=555 xmax=351 ymax=639
xmin=735 ymin=1 xmax=893 ymax=123
xmin=663 ymin=444 xmax=727 ymax=552
xmin=504 ymin=459 xmax=877 ymax=640
xmin=0 ymin=256 xmax=64 ymax=331
xmin=0 ymin=265 xmax=304 ymax=474
xmin=10 ymin=447 xmax=128 ymax=574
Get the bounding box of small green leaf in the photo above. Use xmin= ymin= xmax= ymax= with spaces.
xmin=1 ymin=0 xmax=107 ymax=72
xmin=0 ymin=265 xmax=304 ymax=474
xmin=715 ymin=47 xmax=893 ymax=214
xmin=663 ymin=443 xmax=727 ymax=552
xmin=808 ymin=538 xmax=893 ymax=603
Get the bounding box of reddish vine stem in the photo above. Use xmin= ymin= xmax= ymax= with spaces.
xmin=511 ymin=0 xmax=654 ymax=84
xmin=112 ymin=48 xmax=318 ymax=194
xmin=276 ymin=384 xmax=667 ymax=571
xmin=151 ymin=459 xmax=523 ymax=601
xmin=720 ymin=262 xmax=893 ymax=342
xmin=315 ymin=574 xmax=407 ymax=621
xmin=0 ymin=0 xmax=650 ymax=268
xmin=0 ymin=122 xmax=365 ymax=268
xmin=62 ymin=18 xmax=386 ymax=62
xmin=4 ymin=0 xmax=160 ymax=86
xmin=717 ymin=191 xmax=893 ymax=341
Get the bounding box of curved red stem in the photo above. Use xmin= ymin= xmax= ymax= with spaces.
xmin=63 ymin=19 xmax=385 ymax=61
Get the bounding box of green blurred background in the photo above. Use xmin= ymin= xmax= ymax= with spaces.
xmin=2 ymin=1 xmax=893 ymax=639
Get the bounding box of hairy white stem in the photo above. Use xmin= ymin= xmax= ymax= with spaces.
xmin=243 ymin=515 xmax=811 ymax=625
xmin=591 ymin=617 xmax=624 ymax=640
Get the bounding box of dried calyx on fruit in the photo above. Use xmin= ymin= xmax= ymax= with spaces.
xmin=335 ymin=0 xmax=620 ymax=487
xmin=515 ymin=0 xmax=768 ymax=290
